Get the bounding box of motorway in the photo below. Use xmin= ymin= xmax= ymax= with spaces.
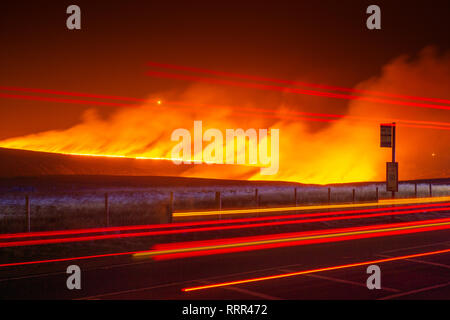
xmin=0 ymin=197 xmax=449 ymax=300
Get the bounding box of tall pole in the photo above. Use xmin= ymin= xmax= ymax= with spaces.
xmin=392 ymin=122 xmax=396 ymax=199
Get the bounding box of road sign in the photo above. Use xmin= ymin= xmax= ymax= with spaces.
xmin=386 ymin=162 xmax=398 ymax=192
xmin=380 ymin=124 xmax=393 ymax=148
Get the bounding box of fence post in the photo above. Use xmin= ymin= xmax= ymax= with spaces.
xmin=215 ymin=191 xmax=221 ymax=210
xmin=25 ymin=195 xmax=30 ymax=232
xmin=414 ymin=183 xmax=418 ymax=198
xmin=215 ymin=191 xmax=222 ymax=220
xmin=352 ymin=189 xmax=356 ymax=203
xmin=168 ymin=192 xmax=174 ymax=223
xmin=429 ymin=184 xmax=432 ymax=197
xmin=376 ymin=187 xmax=379 ymax=202
xmin=105 ymin=193 xmax=110 ymax=227
xmin=294 ymin=188 xmax=297 ymax=206
xmin=327 ymin=187 xmax=331 ymax=205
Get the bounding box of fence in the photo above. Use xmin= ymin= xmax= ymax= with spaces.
xmin=6 ymin=182 xmax=448 ymax=233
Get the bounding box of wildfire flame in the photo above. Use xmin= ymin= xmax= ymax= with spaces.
xmin=0 ymin=97 xmax=382 ymax=184
xmin=0 ymin=47 xmax=448 ymax=184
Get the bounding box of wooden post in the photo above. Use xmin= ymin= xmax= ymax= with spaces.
xmin=105 ymin=193 xmax=110 ymax=227
xmin=168 ymin=192 xmax=174 ymax=223
xmin=352 ymin=189 xmax=356 ymax=203
xmin=25 ymin=195 xmax=30 ymax=232
xmin=429 ymin=184 xmax=432 ymax=197
xmin=376 ymin=187 xmax=379 ymax=202
xmin=414 ymin=183 xmax=418 ymax=198
xmin=216 ymin=191 xmax=222 ymax=219
xmin=294 ymin=188 xmax=297 ymax=207
xmin=327 ymin=187 xmax=331 ymax=205
xmin=215 ymin=191 xmax=221 ymax=210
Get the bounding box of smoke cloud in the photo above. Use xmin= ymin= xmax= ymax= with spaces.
xmin=0 ymin=47 xmax=448 ymax=183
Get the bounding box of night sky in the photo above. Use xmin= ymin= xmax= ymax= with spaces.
xmin=0 ymin=1 xmax=449 ymax=182
xmin=1 ymin=0 xmax=448 ymax=138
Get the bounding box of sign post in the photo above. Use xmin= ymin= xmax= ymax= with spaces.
xmin=380 ymin=123 xmax=397 ymax=198
xmin=386 ymin=162 xmax=398 ymax=192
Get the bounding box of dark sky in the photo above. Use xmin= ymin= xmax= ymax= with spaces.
xmin=0 ymin=0 xmax=449 ymax=139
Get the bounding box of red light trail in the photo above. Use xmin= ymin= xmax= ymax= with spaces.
xmin=0 ymin=86 xmax=146 ymax=102
xmin=1 ymin=218 xmax=450 ymax=269
xmin=0 ymin=202 xmax=448 ymax=241
xmin=229 ymin=110 xmax=450 ymax=131
xmin=147 ymin=61 xmax=450 ymax=105
xmin=167 ymin=216 xmax=450 ymax=250
xmin=145 ymin=70 xmax=450 ymax=111
xmin=0 ymin=205 xmax=448 ymax=248
xmin=0 ymin=93 xmax=132 ymax=108
xmin=3 ymin=86 xmax=449 ymax=127
xmin=181 ymin=248 xmax=450 ymax=292
xmin=0 ymin=250 xmax=144 ymax=268
xmin=173 ymin=196 xmax=450 ymax=218
xmin=152 ymin=216 xmax=450 ymax=251
xmin=1 ymin=87 xmax=449 ymax=131
xmin=148 ymin=218 xmax=450 ymax=260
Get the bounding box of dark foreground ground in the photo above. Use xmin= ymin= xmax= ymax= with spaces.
xmin=1 ymin=213 xmax=449 ymax=300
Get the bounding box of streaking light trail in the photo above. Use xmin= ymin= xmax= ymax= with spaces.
xmin=1 ymin=87 xmax=449 ymax=130
xmin=0 ymin=201 xmax=447 ymax=241
xmin=181 ymin=248 xmax=450 ymax=292
xmin=135 ymin=218 xmax=450 ymax=260
xmin=0 ymin=86 xmax=147 ymax=102
xmin=1 ymin=205 xmax=448 ymax=248
xmin=0 ymin=93 xmax=133 ymax=107
xmin=172 ymin=196 xmax=450 ymax=217
xmin=145 ymin=70 xmax=450 ymax=111
xmin=2 ymin=218 xmax=450 ymax=269
xmin=146 ymin=61 xmax=450 ymax=105
xmin=0 ymin=250 xmax=144 ymax=268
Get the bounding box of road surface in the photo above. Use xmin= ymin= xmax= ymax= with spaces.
xmin=0 ymin=200 xmax=449 ymax=300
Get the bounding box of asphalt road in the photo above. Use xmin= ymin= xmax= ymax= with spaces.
xmin=0 ymin=224 xmax=449 ymax=300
